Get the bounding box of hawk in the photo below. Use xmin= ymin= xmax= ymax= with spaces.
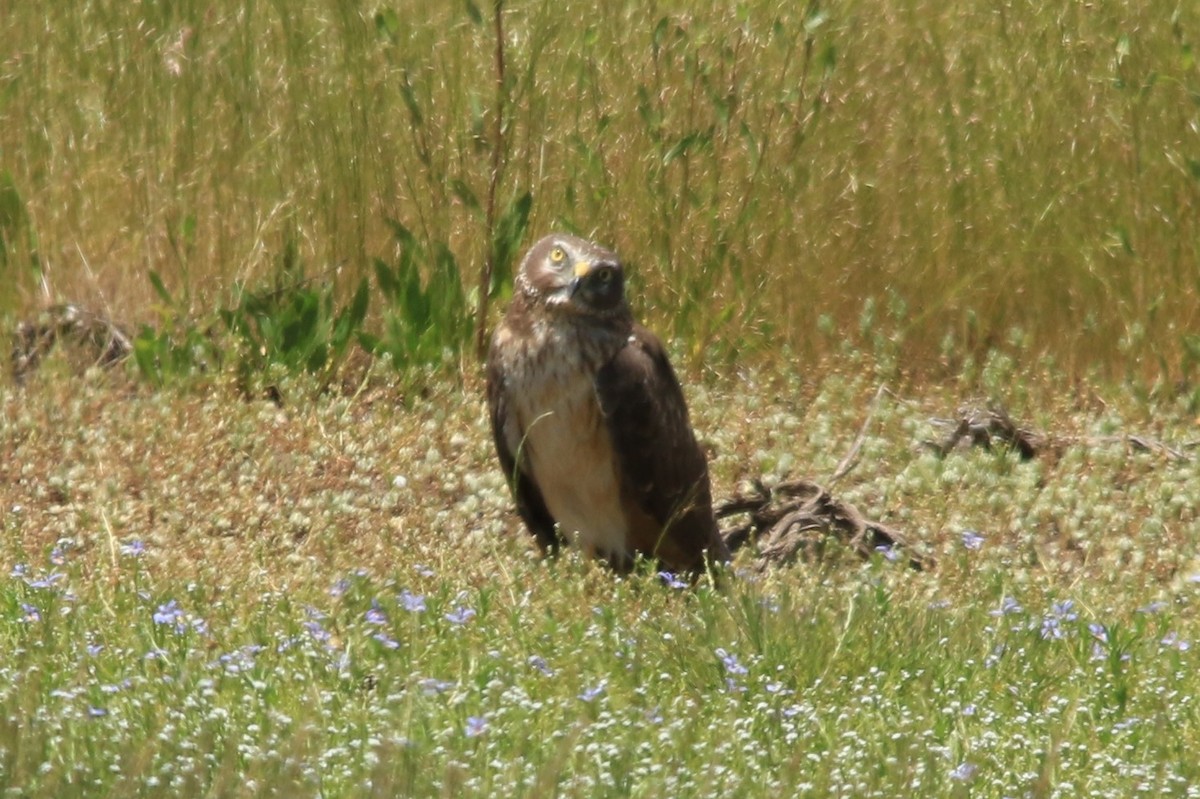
xmin=486 ymin=233 xmax=730 ymax=575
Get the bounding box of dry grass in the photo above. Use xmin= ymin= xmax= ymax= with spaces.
xmin=2 ymin=1 xmax=1198 ymax=379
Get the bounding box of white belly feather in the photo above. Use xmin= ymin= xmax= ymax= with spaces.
xmin=507 ymin=346 xmax=629 ymax=560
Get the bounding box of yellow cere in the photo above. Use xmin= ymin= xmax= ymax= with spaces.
xmin=573 ymin=261 xmax=591 ymax=278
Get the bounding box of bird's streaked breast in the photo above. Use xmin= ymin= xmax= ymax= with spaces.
xmin=499 ymin=322 xmax=630 ymax=561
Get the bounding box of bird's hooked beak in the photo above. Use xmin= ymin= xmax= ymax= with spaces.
xmin=568 ymin=260 xmax=593 ymax=297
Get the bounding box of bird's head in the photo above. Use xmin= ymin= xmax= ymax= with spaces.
xmin=515 ymin=234 xmax=627 ymax=317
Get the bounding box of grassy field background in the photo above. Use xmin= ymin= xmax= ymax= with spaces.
xmin=3 ymin=1 xmax=1200 ymax=796
xmin=3 ymin=366 xmax=1200 ymax=796
xmin=2 ymin=0 xmax=1198 ymax=378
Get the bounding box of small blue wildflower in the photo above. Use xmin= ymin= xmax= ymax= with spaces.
xmin=10 ymin=563 xmax=28 ymax=580
xmin=928 ymin=598 xmax=951 ymax=611
xmin=875 ymin=545 xmax=899 ymax=562
xmin=365 ymin=601 xmax=388 ymax=625
xmin=100 ymin=683 xmax=122 ymax=694
xmin=1161 ymin=632 xmax=1190 ymax=651
xmin=1137 ymin=601 xmax=1168 ymax=615
xmin=88 ymin=706 xmax=108 ymax=718
xmin=716 ymin=648 xmax=748 ymax=676
xmin=528 ymin=655 xmax=555 ymax=676
xmin=419 ymin=678 xmax=454 ymax=696
xmin=86 ymin=643 xmax=103 ymax=657
xmin=984 ymin=643 xmax=1005 ymax=668
xmin=658 ymin=571 xmax=687 ymax=590
xmin=1040 ymin=617 xmax=1065 ymax=640
xmin=120 ymin=540 xmax=145 ymax=557
xmin=961 ymin=530 xmax=985 ymax=550
xmin=989 ymin=596 xmax=1023 ymax=617
xmin=414 ymin=564 xmax=435 ymax=578
xmin=725 ymin=678 xmax=747 ymax=694
xmin=218 ymin=645 xmax=263 ymax=673
xmin=303 ymin=620 xmax=332 ymax=644
xmin=950 ymin=762 xmax=976 ymax=782
xmin=962 ymin=704 xmax=977 ymax=717
xmin=28 ymin=572 xmax=65 ymax=590
xmin=445 ymin=606 xmax=475 ymax=625
xmin=578 ymin=681 xmax=606 ymax=702
xmin=1088 ymin=623 xmax=1109 ymax=644
xmin=372 ymin=632 xmax=400 ymax=650
xmin=21 ymin=603 xmax=41 ymax=623
xmin=465 ymin=716 xmax=487 ymax=737
xmin=1050 ymin=600 xmax=1078 ymax=621
xmin=276 ymin=635 xmax=302 ymax=653
xmin=645 ymin=707 xmax=664 ymax=724
xmin=400 ymin=590 xmax=426 ymax=613
xmin=1039 ymin=599 xmax=1078 ymax=640
xmin=152 ymin=600 xmax=182 ymax=626
xmin=330 ymin=578 xmax=351 ymax=598
xmin=50 ymin=544 xmax=67 ymax=565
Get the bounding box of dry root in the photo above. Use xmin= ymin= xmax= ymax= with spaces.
xmin=11 ymin=304 xmax=132 ymax=383
xmin=717 ymin=478 xmax=932 ymax=573
xmin=922 ymin=404 xmax=1043 ymax=459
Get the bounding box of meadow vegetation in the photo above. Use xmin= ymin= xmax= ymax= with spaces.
xmin=1 ymin=0 xmax=1198 ymax=378
xmin=3 ymin=363 xmax=1200 ymax=797
xmin=2 ymin=1 xmax=1200 ymax=796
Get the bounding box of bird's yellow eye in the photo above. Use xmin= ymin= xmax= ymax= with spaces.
xmin=549 ymin=246 xmax=566 ymax=264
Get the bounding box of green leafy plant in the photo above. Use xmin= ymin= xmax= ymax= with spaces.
xmin=217 ymin=241 xmax=369 ymax=386
xmin=132 ymin=271 xmax=221 ymax=386
xmin=361 ymin=220 xmax=472 ymax=369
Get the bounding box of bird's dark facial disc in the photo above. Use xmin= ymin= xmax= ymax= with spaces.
xmin=573 ymin=263 xmax=624 ymax=312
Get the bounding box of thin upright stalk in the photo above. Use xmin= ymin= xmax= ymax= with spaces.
xmin=474 ymin=0 xmax=507 ymax=360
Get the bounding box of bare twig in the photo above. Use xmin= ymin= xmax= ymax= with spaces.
xmin=1063 ymin=434 xmax=1191 ymax=463
xmin=829 ymin=383 xmax=888 ymax=484
xmin=473 ymin=0 xmax=508 ymax=361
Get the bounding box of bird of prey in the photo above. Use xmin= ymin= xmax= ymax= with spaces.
xmin=486 ymin=233 xmax=730 ymax=575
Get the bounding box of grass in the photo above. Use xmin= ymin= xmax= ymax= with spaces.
xmin=1 ymin=1 xmax=1198 ymax=377
xmin=3 ymin=1 xmax=1200 ymax=795
xmin=2 ymin=362 xmax=1199 ymax=796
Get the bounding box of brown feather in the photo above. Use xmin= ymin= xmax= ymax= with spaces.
xmin=594 ymin=325 xmax=730 ymax=573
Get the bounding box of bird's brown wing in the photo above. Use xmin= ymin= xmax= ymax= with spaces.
xmin=486 ymin=352 xmax=560 ymax=554
xmin=594 ymin=325 xmax=730 ymax=573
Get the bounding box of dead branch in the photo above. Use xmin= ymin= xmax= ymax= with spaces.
xmin=716 ymin=477 xmax=932 ymax=573
xmin=921 ymin=403 xmax=1043 ymax=459
xmin=1061 ymin=434 xmax=1192 ymax=464
xmin=11 ymin=304 xmax=132 ymax=383
xmin=922 ymin=402 xmax=1190 ymax=465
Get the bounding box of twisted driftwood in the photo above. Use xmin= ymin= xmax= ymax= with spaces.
xmin=922 ymin=404 xmax=1042 ymax=460
xmin=717 ymin=477 xmax=932 ymax=573
xmin=923 ymin=403 xmax=1191 ymax=464
xmin=11 ymin=304 xmax=132 ymax=383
